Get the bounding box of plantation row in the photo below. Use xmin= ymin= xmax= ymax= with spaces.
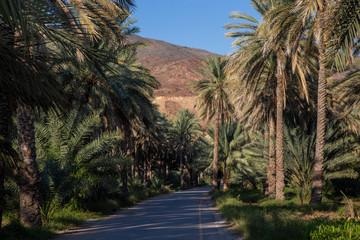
xmin=202 ymin=0 xmax=360 ymax=239
xmin=0 ymin=1 xmax=214 ymax=238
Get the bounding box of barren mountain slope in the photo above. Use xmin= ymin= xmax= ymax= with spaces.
xmin=126 ymin=35 xmax=216 ymax=117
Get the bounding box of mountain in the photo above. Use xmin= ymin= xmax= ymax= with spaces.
xmin=126 ymin=35 xmax=216 ymax=117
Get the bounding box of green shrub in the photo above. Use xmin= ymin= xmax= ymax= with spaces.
xmin=2 ymin=220 xmax=52 ymax=240
xmin=150 ymin=176 xmax=165 ymax=191
xmin=212 ymin=188 xmax=351 ymax=240
xmin=310 ymin=219 xmax=360 ymax=240
xmin=164 ymin=171 xmax=181 ymax=189
xmin=129 ymin=178 xmax=147 ymax=192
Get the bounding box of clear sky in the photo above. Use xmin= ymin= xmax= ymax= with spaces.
xmin=131 ymin=0 xmax=261 ymax=55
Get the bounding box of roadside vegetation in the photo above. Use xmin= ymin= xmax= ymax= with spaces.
xmin=206 ymin=1 xmax=360 ymax=239
xmin=0 ymin=0 xmax=210 ymax=239
xmin=213 ymin=186 xmax=360 ymax=240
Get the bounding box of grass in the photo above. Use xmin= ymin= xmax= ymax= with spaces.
xmin=212 ymin=186 xmax=360 ymax=240
xmin=2 ymin=187 xmax=173 ymax=240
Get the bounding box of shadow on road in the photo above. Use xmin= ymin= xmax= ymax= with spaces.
xmin=56 ymin=186 xmax=238 ymax=240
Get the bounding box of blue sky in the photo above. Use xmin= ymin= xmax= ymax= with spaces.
xmin=131 ymin=0 xmax=261 ymax=55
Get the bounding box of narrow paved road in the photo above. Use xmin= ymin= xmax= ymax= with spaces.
xmin=55 ymin=186 xmax=239 ymax=240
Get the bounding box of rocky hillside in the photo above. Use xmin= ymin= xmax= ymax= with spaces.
xmin=126 ymin=35 xmax=216 ymax=117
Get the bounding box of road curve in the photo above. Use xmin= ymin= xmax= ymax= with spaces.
xmin=55 ymin=186 xmax=239 ymax=240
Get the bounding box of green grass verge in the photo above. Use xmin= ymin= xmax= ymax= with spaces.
xmin=212 ymin=187 xmax=360 ymax=240
xmin=2 ymin=188 xmax=173 ymax=240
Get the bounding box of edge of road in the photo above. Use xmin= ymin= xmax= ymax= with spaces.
xmin=55 ymin=185 xmax=242 ymax=239
xmin=205 ymin=191 xmax=242 ymax=240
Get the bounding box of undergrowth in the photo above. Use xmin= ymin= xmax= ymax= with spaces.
xmin=2 ymin=185 xmax=173 ymax=240
xmin=212 ymin=187 xmax=360 ymax=240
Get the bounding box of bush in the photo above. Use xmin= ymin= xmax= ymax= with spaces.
xmin=212 ymin=188 xmax=355 ymax=240
xmin=150 ymin=176 xmax=165 ymax=191
xmin=164 ymin=171 xmax=181 ymax=189
xmin=2 ymin=220 xmax=52 ymax=240
xmin=129 ymin=178 xmax=147 ymax=192
xmin=310 ymin=219 xmax=360 ymax=240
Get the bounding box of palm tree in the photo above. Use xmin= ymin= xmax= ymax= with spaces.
xmin=237 ymin=0 xmax=318 ymax=200
xmin=36 ymin=107 xmax=127 ymax=204
xmin=170 ymin=109 xmax=202 ymax=188
xmin=0 ymin=0 xmax=136 ymax=228
xmin=52 ymin=0 xmax=135 ymax=41
xmin=0 ymin=0 xmax=80 ymax=227
xmin=217 ymin=122 xmax=248 ymax=190
xmin=226 ymin=0 xmax=281 ymax=197
xmin=222 ymin=128 xmax=268 ymax=189
xmin=268 ymin=0 xmax=360 ymax=204
xmin=189 ymin=56 xmax=233 ymax=190
xmin=225 ymin=0 xmax=278 ymax=197
xmin=226 ymin=0 xmax=313 ymax=199
xmin=61 ymin=41 xmax=160 ymax=191
xmin=284 ymin=117 xmax=360 ymax=205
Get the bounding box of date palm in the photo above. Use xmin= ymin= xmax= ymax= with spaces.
xmin=36 ymin=107 xmax=127 ymax=205
xmin=59 ymin=40 xmax=160 ymax=190
xmin=226 ymin=0 xmax=313 ymax=199
xmin=0 ymin=0 xmax=79 ymax=228
xmin=0 ymin=0 xmax=136 ymax=228
xmin=170 ymin=109 xmax=201 ymax=188
xmin=217 ymin=122 xmax=248 ymax=190
xmin=225 ymin=0 xmax=278 ymax=196
xmin=267 ymin=0 xmax=360 ymax=204
xmin=189 ymin=56 xmax=233 ymax=190
xmin=312 ymin=0 xmax=360 ymax=204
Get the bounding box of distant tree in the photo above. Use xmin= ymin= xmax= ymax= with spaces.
xmin=189 ymin=56 xmax=233 ymax=190
xmin=217 ymin=122 xmax=248 ymax=190
xmin=225 ymin=0 xmax=278 ymax=196
xmin=170 ymin=109 xmax=202 ymax=188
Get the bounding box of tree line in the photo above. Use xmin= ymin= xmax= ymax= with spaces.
xmin=0 ymin=0 xmax=211 ymax=234
xmin=195 ymin=0 xmax=360 ymax=207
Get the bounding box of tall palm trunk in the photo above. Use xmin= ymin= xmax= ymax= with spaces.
xmin=275 ymin=68 xmax=285 ymax=200
xmin=120 ymin=139 xmax=129 ymax=194
xmin=184 ymin=153 xmax=190 ymax=187
xmin=310 ymin=28 xmax=326 ymax=205
xmin=17 ymin=103 xmax=42 ymax=227
xmin=0 ymin=95 xmax=10 ymax=233
xmin=223 ymin=162 xmax=230 ymax=191
xmin=212 ymin=109 xmax=220 ymax=190
xmin=134 ymin=143 xmax=140 ymax=178
xmin=121 ymin=166 xmax=128 ymax=194
xmin=267 ymin=112 xmax=276 ymax=197
xmin=146 ymin=160 xmax=152 ymax=182
xmin=179 ymin=148 xmax=185 ymax=188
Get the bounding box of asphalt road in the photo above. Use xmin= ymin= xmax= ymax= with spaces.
xmin=55 ymin=186 xmax=239 ymax=240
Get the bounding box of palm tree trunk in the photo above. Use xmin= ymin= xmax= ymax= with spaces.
xmin=212 ymin=109 xmax=220 ymax=190
xmin=275 ymin=68 xmax=285 ymax=200
xmin=179 ymin=148 xmax=185 ymax=188
xmin=17 ymin=103 xmax=42 ymax=227
xmin=147 ymin=160 xmax=152 ymax=182
xmin=223 ymin=163 xmax=230 ymax=191
xmin=0 ymin=95 xmax=10 ymax=233
xmin=267 ymin=112 xmax=276 ymax=197
xmin=134 ymin=143 xmax=140 ymax=178
xmin=310 ymin=30 xmax=326 ymax=205
xmin=121 ymin=166 xmax=128 ymax=194
xmin=186 ymin=155 xmax=190 ymax=187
